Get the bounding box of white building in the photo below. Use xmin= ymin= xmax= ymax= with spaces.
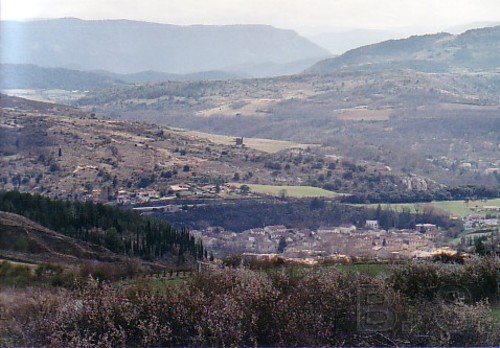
xmin=365 ymin=220 xmax=380 ymax=230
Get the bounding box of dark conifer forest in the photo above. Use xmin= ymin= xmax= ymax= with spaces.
xmin=0 ymin=191 xmax=204 ymax=262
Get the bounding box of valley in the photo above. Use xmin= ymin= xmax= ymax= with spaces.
xmin=0 ymin=8 xmax=499 ymax=347
xmin=3 ymin=91 xmax=497 ymax=264
xmin=1 ymin=21 xmax=499 ymax=275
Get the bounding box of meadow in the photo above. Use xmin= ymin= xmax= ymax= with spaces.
xmin=358 ymin=198 xmax=500 ymax=217
xmin=433 ymin=199 xmax=500 ymax=217
xmin=334 ymin=262 xmax=390 ymax=276
xmin=492 ymin=306 xmax=500 ymax=322
xmin=237 ymin=183 xmax=344 ymax=198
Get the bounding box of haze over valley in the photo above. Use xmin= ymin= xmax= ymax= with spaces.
xmin=0 ymin=18 xmax=330 ymax=77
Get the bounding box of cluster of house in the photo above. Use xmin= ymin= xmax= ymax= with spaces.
xmin=87 ymin=184 xmax=210 ymax=204
xmin=428 ymin=156 xmax=498 ymax=176
xmin=86 ymin=183 xmax=250 ymax=205
xmin=191 ymin=221 xmax=441 ymax=259
xmin=114 ymin=185 xmax=197 ymax=204
xmin=463 ymin=215 xmax=498 ymax=229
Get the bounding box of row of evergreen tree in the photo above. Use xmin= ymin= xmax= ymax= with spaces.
xmin=161 ymin=198 xmax=462 ymax=236
xmin=341 ymin=185 xmax=500 ymax=204
xmin=0 ymin=191 xmax=205 ymax=262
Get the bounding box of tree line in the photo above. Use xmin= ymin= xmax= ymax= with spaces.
xmin=159 ymin=198 xmax=461 ymax=234
xmin=0 ymin=191 xmax=205 ymax=263
xmin=340 ymin=185 xmax=500 ymax=204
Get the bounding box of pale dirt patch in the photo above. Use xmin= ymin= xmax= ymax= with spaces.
xmin=195 ymin=98 xmax=276 ymax=117
xmin=337 ymin=108 xmax=392 ymax=121
xmin=437 ymin=103 xmax=499 ymax=111
xmin=185 ymin=131 xmax=316 ymax=153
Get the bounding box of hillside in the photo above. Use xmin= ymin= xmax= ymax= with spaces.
xmin=0 ymin=64 xmax=124 ymax=90
xmin=0 ymin=64 xmax=242 ymax=91
xmin=307 ymin=26 xmax=500 ymax=74
xmin=1 ymin=94 xmax=460 ymax=204
xmin=109 ymin=70 xmax=241 ymax=84
xmin=308 ymin=28 xmax=402 ymax=55
xmin=0 ymin=95 xmax=325 ymax=200
xmin=0 ymin=190 xmax=204 ymax=265
xmin=0 ymin=91 xmax=84 ymax=114
xmin=0 ymin=211 xmax=126 ymax=265
xmin=0 ymin=18 xmax=329 ymax=75
xmin=77 ymin=69 xmax=500 ymax=187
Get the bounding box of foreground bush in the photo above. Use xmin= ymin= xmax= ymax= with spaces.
xmin=0 ymin=262 xmax=33 ymax=287
xmin=405 ymin=300 xmax=499 ymax=347
xmin=389 ymin=256 xmax=499 ymax=302
xmin=1 ymin=260 xmax=499 ymax=347
xmin=0 ymin=259 xmax=150 ymax=290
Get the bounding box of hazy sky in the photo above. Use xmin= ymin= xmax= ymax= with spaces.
xmin=2 ymin=0 xmax=500 ymax=35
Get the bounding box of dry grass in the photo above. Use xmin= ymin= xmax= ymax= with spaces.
xmin=195 ymin=98 xmax=276 ymax=117
xmin=438 ymin=103 xmax=500 ymax=111
xmin=185 ymin=130 xmax=316 ymax=153
xmin=336 ymin=108 xmax=392 ymax=121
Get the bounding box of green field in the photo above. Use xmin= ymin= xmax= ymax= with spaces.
xmin=450 ymin=230 xmax=497 ymax=245
xmin=432 ymin=199 xmax=500 ymax=217
xmin=358 ymin=198 xmax=500 ymax=218
xmin=335 ymin=263 xmax=391 ymax=276
xmin=491 ymin=306 xmax=500 ymax=322
xmin=237 ymin=184 xmax=343 ymax=198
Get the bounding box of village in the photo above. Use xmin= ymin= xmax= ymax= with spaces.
xmin=189 ymin=221 xmax=447 ymax=260
xmin=185 ymin=199 xmax=499 ymax=261
xmin=117 ymin=188 xmax=498 ymax=261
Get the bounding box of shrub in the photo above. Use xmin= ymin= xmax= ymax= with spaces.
xmin=185 ymin=269 xmax=280 ymax=346
xmin=389 ymin=257 xmax=499 ymax=302
xmin=78 ymin=261 xmax=145 ymax=281
xmin=405 ymin=300 xmax=499 ymax=347
xmin=1 ymin=265 xmax=499 ymax=347
xmin=222 ymin=254 xmax=242 ymax=268
xmin=432 ymin=252 xmax=466 ymax=264
xmin=35 ymin=263 xmax=64 ymax=278
xmin=0 ymin=261 xmax=34 ymax=287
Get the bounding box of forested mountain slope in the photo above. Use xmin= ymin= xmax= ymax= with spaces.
xmin=307 ymin=26 xmax=500 ymax=74
xmin=0 ymin=191 xmax=204 ymax=264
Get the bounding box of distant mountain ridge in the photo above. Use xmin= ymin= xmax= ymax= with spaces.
xmin=0 ymin=18 xmax=329 ymax=75
xmin=307 ymin=25 xmax=500 ymax=74
xmin=308 ymin=28 xmax=402 ymax=55
xmin=0 ymin=64 xmax=243 ymax=90
xmin=0 ymin=64 xmax=123 ymax=90
xmin=98 ymin=69 xmax=242 ymax=84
